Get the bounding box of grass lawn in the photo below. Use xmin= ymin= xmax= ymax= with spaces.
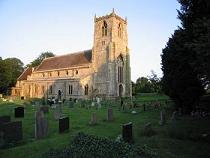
xmin=0 ymin=95 xmax=210 ymax=158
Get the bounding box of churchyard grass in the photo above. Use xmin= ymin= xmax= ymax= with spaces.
xmin=0 ymin=94 xmax=210 ymax=158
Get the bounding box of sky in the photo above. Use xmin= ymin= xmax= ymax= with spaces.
xmin=0 ymin=0 xmax=180 ymax=81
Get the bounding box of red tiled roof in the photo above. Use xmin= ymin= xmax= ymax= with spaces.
xmin=17 ymin=67 xmax=33 ymax=81
xmin=35 ymin=50 xmax=92 ymax=71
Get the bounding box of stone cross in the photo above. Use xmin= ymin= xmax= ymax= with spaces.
xmin=107 ymin=108 xmax=113 ymax=121
xmin=35 ymin=110 xmax=48 ymax=139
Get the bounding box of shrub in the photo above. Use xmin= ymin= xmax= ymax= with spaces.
xmin=40 ymin=132 xmax=159 ymax=158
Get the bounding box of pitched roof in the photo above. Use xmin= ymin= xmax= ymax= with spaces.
xmin=35 ymin=49 xmax=92 ymax=71
xmin=17 ymin=67 xmax=33 ymax=81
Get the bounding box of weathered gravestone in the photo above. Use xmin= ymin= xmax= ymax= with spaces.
xmin=159 ymin=110 xmax=166 ymax=125
xmin=0 ymin=116 xmax=11 ymax=126
xmin=53 ymin=105 xmax=62 ymax=120
xmin=122 ymin=122 xmax=133 ymax=143
xmin=90 ymin=113 xmax=97 ymax=125
xmin=0 ymin=121 xmax=22 ymax=144
xmin=59 ymin=117 xmax=69 ymax=133
xmin=15 ymin=107 xmax=24 ymax=118
xmin=107 ymin=108 xmax=113 ymax=121
xmin=35 ymin=111 xmax=48 ymax=139
xmin=40 ymin=106 xmax=49 ymax=114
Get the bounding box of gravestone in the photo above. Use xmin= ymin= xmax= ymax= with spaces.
xmin=107 ymin=108 xmax=113 ymax=121
xmin=53 ymin=105 xmax=62 ymax=120
xmin=171 ymin=111 xmax=178 ymax=120
xmin=90 ymin=113 xmax=97 ymax=125
xmin=0 ymin=121 xmax=22 ymax=143
xmin=15 ymin=107 xmax=24 ymax=118
xmin=59 ymin=117 xmax=69 ymax=133
xmin=122 ymin=122 xmax=133 ymax=143
xmin=35 ymin=111 xmax=48 ymax=139
xmin=159 ymin=110 xmax=166 ymax=125
xmin=40 ymin=106 xmax=49 ymax=114
xmin=0 ymin=116 xmax=11 ymax=126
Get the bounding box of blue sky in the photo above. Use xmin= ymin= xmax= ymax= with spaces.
xmin=0 ymin=0 xmax=180 ymax=81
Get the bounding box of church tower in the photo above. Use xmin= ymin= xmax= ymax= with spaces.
xmin=92 ymin=9 xmax=131 ymax=98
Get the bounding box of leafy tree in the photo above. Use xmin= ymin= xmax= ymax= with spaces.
xmin=27 ymin=52 xmax=55 ymax=67
xmin=148 ymin=70 xmax=162 ymax=93
xmin=0 ymin=57 xmax=24 ymax=94
xmin=135 ymin=77 xmax=152 ymax=93
xmin=161 ymin=0 xmax=210 ymax=113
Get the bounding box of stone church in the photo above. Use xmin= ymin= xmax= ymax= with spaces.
xmin=12 ymin=10 xmax=131 ymax=100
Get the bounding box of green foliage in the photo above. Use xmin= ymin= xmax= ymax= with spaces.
xmin=134 ymin=71 xmax=162 ymax=94
xmin=161 ymin=0 xmax=210 ymax=113
xmin=41 ymin=132 xmax=159 ymax=158
xmin=0 ymin=57 xmax=24 ymax=94
xmin=27 ymin=52 xmax=55 ymax=67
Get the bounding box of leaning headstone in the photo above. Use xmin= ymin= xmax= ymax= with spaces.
xmin=159 ymin=110 xmax=166 ymax=125
xmin=107 ymin=108 xmax=113 ymax=121
xmin=40 ymin=106 xmax=49 ymax=114
xmin=15 ymin=107 xmax=24 ymax=118
xmin=0 ymin=116 xmax=11 ymax=126
xmin=90 ymin=113 xmax=97 ymax=125
xmin=35 ymin=111 xmax=48 ymax=139
xmin=0 ymin=121 xmax=22 ymax=144
xmin=122 ymin=122 xmax=133 ymax=143
xmin=59 ymin=117 xmax=69 ymax=133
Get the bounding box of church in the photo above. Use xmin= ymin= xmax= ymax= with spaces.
xmin=12 ymin=10 xmax=132 ymax=100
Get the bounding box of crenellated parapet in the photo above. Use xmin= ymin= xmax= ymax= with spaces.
xmin=94 ymin=9 xmax=127 ymax=24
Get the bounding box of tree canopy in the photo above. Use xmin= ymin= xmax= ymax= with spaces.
xmin=0 ymin=57 xmax=24 ymax=94
xmin=27 ymin=52 xmax=55 ymax=67
xmin=161 ymin=0 xmax=210 ymax=113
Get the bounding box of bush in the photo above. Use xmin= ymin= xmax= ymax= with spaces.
xmin=40 ymin=132 xmax=159 ymax=158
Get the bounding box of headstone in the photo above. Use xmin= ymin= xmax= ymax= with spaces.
xmin=171 ymin=111 xmax=178 ymax=120
xmin=107 ymin=108 xmax=113 ymax=121
xmin=90 ymin=113 xmax=97 ymax=125
xmin=35 ymin=111 xmax=48 ymax=139
xmin=122 ymin=122 xmax=133 ymax=143
xmin=0 ymin=94 xmax=2 ymax=98
xmin=59 ymin=117 xmax=69 ymax=133
xmin=0 ymin=121 xmax=22 ymax=144
xmin=0 ymin=116 xmax=11 ymax=126
xmin=159 ymin=110 xmax=166 ymax=125
xmin=53 ymin=105 xmax=61 ymax=120
xmin=40 ymin=106 xmax=49 ymax=114
xmin=15 ymin=107 xmax=24 ymax=118
xmin=21 ymin=96 xmax=24 ymax=100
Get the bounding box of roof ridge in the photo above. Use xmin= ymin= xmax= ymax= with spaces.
xmin=44 ymin=49 xmax=92 ymax=61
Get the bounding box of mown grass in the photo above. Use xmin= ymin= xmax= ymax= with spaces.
xmin=0 ymin=94 xmax=210 ymax=158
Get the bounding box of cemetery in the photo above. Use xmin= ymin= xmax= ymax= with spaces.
xmin=0 ymin=94 xmax=210 ymax=158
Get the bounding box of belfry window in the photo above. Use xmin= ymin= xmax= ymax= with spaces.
xmin=102 ymin=21 xmax=108 ymax=37
xmin=118 ymin=23 xmax=122 ymax=38
xmin=84 ymin=84 xmax=88 ymax=95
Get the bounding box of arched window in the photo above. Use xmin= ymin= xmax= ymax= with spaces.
xmin=102 ymin=21 xmax=108 ymax=37
xmin=84 ymin=84 xmax=88 ymax=95
xmin=118 ymin=23 xmax=122 ymax=38
xmin=49 ymin=85 xmax=53 ymax=95
xmin=117 ymin=55 xmax=124 ymax=83
xmin=69 ymin=85 xmax=73 ymax=95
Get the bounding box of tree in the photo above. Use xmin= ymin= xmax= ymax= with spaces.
xmin=148 ymin=70 xmax=162 ymax=93
xmin=161 ymin=0 xmax=210 ymax=113
xmin=27 ymin=52 xmax=55 ymax=67
xmin=0 ymin=57 xmax=24 ymax=94
xmin=135 ymin=77 xmax=152 ymax=93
